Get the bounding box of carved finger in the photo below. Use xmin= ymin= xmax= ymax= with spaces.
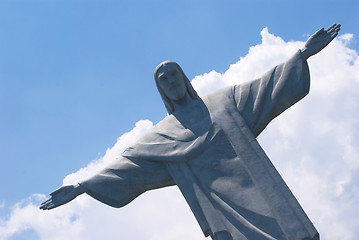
xmin=326 ymin=31 xmax=338 ymax=40
xmin=327 ymin=28 xmax=335 ymax=34
xmin=41 ymin=198 xmax=51 ymax=204
xmin=40 ymin=198 xmax=52 ymax=206
xmin=323 ymin=33 xmax=337 ymax=45
xmin=46 ymin=203 xmax=55 ymax=210
xmin=331 ymin=32 xmax=338 ymax=38
xmin=332 ymin=24 xmax=341 ymax=34
xmin=334 ymin=26 xmax=341 ymax=33
xmin=323 ymin=35 xmax=332 ymax=43
xmin=40 ymin=199 xmax=52 ymax=206
xmin=327 ymin=25 xmax=340 ymax=35
xmin=326 ymin=24 xmax=337 ymax=32
xmin=50 ymin=197 xmax=60 ymax=206
xmin=40 ymin=201 xmax=52 ymax=210
xmin=331 ymin=32 xmax=338 ymax=39
xmin=313 ymin=28 xmax=324 ymax=37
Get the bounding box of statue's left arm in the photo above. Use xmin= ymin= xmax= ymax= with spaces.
xmin=234 ymin=24 xmax=340 ymax=137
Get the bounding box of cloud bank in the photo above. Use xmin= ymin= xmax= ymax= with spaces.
xmin=1 ymin=28 xmax=358 ymax=240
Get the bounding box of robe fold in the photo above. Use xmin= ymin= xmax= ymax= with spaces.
xmin=80 ymin=51 xmax=319 ymax=240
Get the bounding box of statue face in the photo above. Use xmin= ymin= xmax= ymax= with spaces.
xmin=156 ymin=63 xmax=187 ymax=101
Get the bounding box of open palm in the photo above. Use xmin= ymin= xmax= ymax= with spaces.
xmin=40 ymin=185 xmax=83 ymax=210
xmin=301 ymin=24 xmax=341 ymax=60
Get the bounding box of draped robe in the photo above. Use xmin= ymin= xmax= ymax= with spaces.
xmin=80 ymin=51 xmax=319 ymax=240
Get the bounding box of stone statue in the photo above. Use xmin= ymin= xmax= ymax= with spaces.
xmin=40 ymin=24 xmax=341 ymax=240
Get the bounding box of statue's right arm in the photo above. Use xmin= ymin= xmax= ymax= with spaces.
xmin=40 ymin=183 xmax=86 ymax=210
xmin=300 ymin=24 xmax=340 ymax=60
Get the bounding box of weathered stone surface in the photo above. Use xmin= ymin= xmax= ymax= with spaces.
xmin=41 ymin=24 xmax=341 ymax=240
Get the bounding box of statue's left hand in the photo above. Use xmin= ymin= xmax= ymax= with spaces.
xmin=40 ymin=184 xmax=85 ymax=210
xmin=301 ymin=24 xmax=341 ymax=60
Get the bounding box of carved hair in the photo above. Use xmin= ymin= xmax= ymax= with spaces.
xmin=154 ymin=61 xmax=199 ymax=114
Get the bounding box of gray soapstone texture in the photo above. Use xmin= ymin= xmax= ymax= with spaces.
xmin=40 ymin=24 xmax=341 ymax=240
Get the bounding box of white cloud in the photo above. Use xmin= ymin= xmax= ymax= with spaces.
xmin=192 ymin=28 xmax=304 ymax=95
xmin=1 ymin=28 xmax=359 ymax=240
xmin=63 ymin=119 xmax=154 ymax=185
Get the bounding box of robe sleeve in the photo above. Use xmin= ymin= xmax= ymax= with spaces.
xmin=234 ymin=50 xmax=310 ymax=137
xmin=79 ymin=156 xmax=175 ymax=208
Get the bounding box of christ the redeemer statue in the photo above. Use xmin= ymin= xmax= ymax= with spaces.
xmin=41 ymin=24 xmax=341 ymax=240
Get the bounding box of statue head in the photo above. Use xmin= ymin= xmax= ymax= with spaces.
xmin=154 ymin=61 xmax=199 ymax=114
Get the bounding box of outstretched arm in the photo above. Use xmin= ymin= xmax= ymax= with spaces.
xmin=40 ymin=183 xmax=86 ymax=210
xmin=301 ymin=24 xmax=341 ymax=60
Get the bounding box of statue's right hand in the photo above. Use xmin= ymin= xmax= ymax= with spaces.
xmin=301 ymin=24 xmax=341 ymax=60
xmin=40 ymin=184 xmax=85 ymax=210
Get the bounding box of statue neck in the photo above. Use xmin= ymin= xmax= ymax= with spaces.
xmin=172 ymin=92 xmax=193 ymax=112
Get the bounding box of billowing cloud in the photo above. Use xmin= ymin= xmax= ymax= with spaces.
xmin=63 ymin=120 xmax=154 ymax=185
xmin=1 ymin=28 xmax=358 ymax=240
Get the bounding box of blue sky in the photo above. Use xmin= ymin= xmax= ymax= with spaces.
xmin=1 ymin=1 xmax=359 ymax=239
